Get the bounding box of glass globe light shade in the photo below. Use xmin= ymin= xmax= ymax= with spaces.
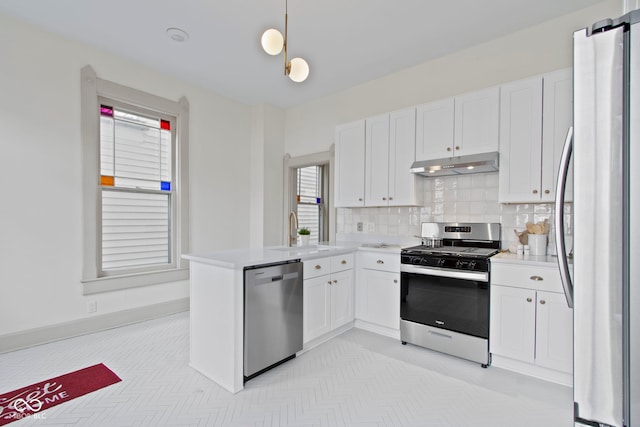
xmin=261 ymin=29 xmax=284 ymax=55
xmin=288 ymin=57 xmax=309 ymax=82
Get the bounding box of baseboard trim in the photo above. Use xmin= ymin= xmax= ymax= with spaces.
xmin=354 ymin=319 xmax=401 ymax=340
xmin=0 ymin=298 xmax=189 ymax=355
xmin=491 ymin=354 xmax=573 ymax=387
xmin=299 ymin=322 xmax=354 ymax=354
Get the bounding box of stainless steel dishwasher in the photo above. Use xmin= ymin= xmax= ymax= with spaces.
xmin=244 ymin=259 xmax=303 ymax=381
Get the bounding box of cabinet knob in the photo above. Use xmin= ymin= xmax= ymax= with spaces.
xmin=447 ymin=147 xmax=452 ymax=152
xmin=377 ymin=260 xmax=384 ymax=264
xmin=389 ymin=197 xmax=393 ymax=200
xmin=358 ymin=198 xmax=363 ymax=201
xmin=530 ymin=275 xmax=544 ymax=281
xmin=544 ymin=189 xmax=550 ymax=194
xmin=315 ymin=265 xmax=322 ymax=270
xmin=455 ymin=146 xmax=460 ymax=150
xmin=382 ymin=197 xmax=387 ymax=201
xmin=341 ymin=260 xmax=347 ymax=265
xmin=333 ymin=280 xmax=338 ymax=284
xmin=526 ymin=297 xmax=533 ymax=303
xmin=393 ymin=279 xmax=398 ymax=283
xmin=540 ymin=300 xmax=546 ymax=305
xmin=532 ymin=189 xmax=538 ymax=194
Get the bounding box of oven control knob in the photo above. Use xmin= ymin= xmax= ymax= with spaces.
xmin=456 ymin=260 xmax=467 ymax=269
xmin=468 ymin=261 xmax=477 ymax=270
xmin=412 ymin=257 xmax=421 ymax=265
xmin=437 ymin=259 xmax=446 ymax=268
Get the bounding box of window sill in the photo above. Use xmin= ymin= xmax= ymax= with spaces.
xmin=82 ymin=268 xmax=189 ymax=295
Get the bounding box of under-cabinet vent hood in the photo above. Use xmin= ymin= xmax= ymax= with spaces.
xmin=410 ymin=152 xmax=499 ymax=177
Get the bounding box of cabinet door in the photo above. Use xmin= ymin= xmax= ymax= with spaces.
xmin=303 ymin=276 xmax=331 ymax=343
xmin=489 ymin=285 xmax=536 ymax=363
xmin=541 ymin=68 xmax=573 ymax=202
xmin=365 ymin=114 xmax=390 ymax=206
xmin=455 ymin=86 xmax=500 ymax=156
xmin=330 ymin=269 xmax=354 ymax=329
xmin=335 ymin=120 xmax=365 ymax=207
xmin=359 ymin=269 xmax=400 ymax=330
xmin=415 ymin=98 xmax=454 ymax=161
xmin=535 ymin=291 xmax=573 ymax=373
xmin=498 ymin=77 xmax=543 ymax=203
xmin=388 ymin=108 xmax=420 ymax=206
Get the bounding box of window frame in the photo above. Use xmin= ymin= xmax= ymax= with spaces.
xmin=81 ymin=65 xmax=189 ymax=295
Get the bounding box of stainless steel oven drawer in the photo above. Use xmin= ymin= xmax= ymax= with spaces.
xmin=400 ymin=319 xmax=490 ymax=366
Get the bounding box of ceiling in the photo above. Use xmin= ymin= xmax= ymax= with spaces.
xmin=0 ymin=0 xmax=603 ymax=108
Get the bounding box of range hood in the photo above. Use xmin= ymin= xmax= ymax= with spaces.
xmin=410 ymin=152 xmax=499 ymax=177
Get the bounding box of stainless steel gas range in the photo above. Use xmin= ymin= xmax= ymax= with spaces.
xmin=400 ymin=222 xmax=501 ymax=367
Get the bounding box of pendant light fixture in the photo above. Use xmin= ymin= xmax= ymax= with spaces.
xmin=260 ymin=0 xmax=309 ymax=83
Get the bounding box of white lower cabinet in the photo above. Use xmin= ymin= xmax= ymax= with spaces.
xmin=303 ymin=254 xmax=354 ymax=344
xmin=355 ymin=251 xmax=400 ymax=337
xmin=490 ymin=262 xmax=573 ymax=385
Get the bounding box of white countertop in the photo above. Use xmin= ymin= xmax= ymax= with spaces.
xmin=182 ymin=239 xmax=405 ymax=270
xmin=182 ymin=243 xmax=360 ymax=269
xmin=491 ymin=251 xmax=566 ymax=267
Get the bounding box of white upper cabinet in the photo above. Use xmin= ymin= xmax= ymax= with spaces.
xmin=498 ymin=76 xmax=544 ymax=202
xmin=335 ymin=120 xmax=365 ymax=207
xmin=365 ymin=108 xmax=421 ymax=207
xmin=499 ymin=69 xmax=573 ymax=203
xmin=365 ymin=114 xmax=391 ymax=205
xmin=416 ymin=87 xmax=500 ymax=161
xmin=336 ymin=108 xmax=421 ymax=208
xmin=415 ymin=98 xmax=455 ymax=160
xmin=389 ymin=109 xmax=421 ymax=206
xmin=454 ymin=86 xmax=501 ymax=156
xmin=541 ymin=68 xmax=573 ymax=202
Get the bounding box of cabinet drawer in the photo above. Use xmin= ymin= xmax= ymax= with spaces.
xmin=303 ymin=257 xmax=331 ymax=279
xmin=491 ymin=263 xmax=564 ymax=293
xmin=358 ymin=251 xmax=400 ymax=272
xmin=331 ymin=253 xmax=355 ymax=272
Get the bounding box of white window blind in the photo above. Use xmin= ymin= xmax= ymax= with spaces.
xmin=99 ymin=104 xmax=174 ymax=274
xmin=101 ymin=191 xmax=170 ymax=270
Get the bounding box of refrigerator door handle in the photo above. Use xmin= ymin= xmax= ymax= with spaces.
xmin=555 ymin=126 xmax=574 ymax=308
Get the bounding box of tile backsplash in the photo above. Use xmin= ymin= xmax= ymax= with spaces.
xmin=336 ymin=172 xmax=573 ymax=252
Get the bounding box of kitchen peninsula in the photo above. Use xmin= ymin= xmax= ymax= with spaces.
xmin=182 ymin=244 xmax=356 ymax=393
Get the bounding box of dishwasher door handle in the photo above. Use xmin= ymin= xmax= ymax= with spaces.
xmin=252 ymin=271 xmax=300 ymax=286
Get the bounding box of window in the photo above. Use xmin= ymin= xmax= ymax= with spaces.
xmin=285 ymin=151 xmax=334 ymax=245
xmin=81 ymin=66 xmax=189 ymax=294
xmin=295 ymin=165 xmax=325 ymax=244
xmin=99 ymin=104 xmax=175 ymax=274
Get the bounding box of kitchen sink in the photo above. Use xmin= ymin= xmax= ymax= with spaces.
xmin=270 ymin=245 xmax=334 ymax=253
xmin=360 ymin=243 xmax=401 ymax=249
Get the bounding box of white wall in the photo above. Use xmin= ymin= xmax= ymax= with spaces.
xmin=249 ymin=104 xmax=285 ymax=248
xmin=283 ymin=0 xmax=620 ymax=157
xmin=0 ymin=15 xmax=252 ymax=336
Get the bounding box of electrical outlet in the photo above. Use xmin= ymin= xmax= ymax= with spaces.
xmin=87 ymin=300 xmax=97 ymax=313
xmin=357 ymin=222 xmax=363 ymax=232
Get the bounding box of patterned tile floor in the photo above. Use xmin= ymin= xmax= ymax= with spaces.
xmin=0 ymin=312 xmax=572 ymax=426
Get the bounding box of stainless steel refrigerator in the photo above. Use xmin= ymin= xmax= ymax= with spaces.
xmin=555 ymin=8 xmax=639 ymax=427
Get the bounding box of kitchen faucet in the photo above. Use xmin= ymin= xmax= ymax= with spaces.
xmin=288 ymin=211 xmax=298 ymax=247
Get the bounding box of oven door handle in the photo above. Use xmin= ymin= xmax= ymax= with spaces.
xmin=400 ymin=264 xmax=489 ymax=283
